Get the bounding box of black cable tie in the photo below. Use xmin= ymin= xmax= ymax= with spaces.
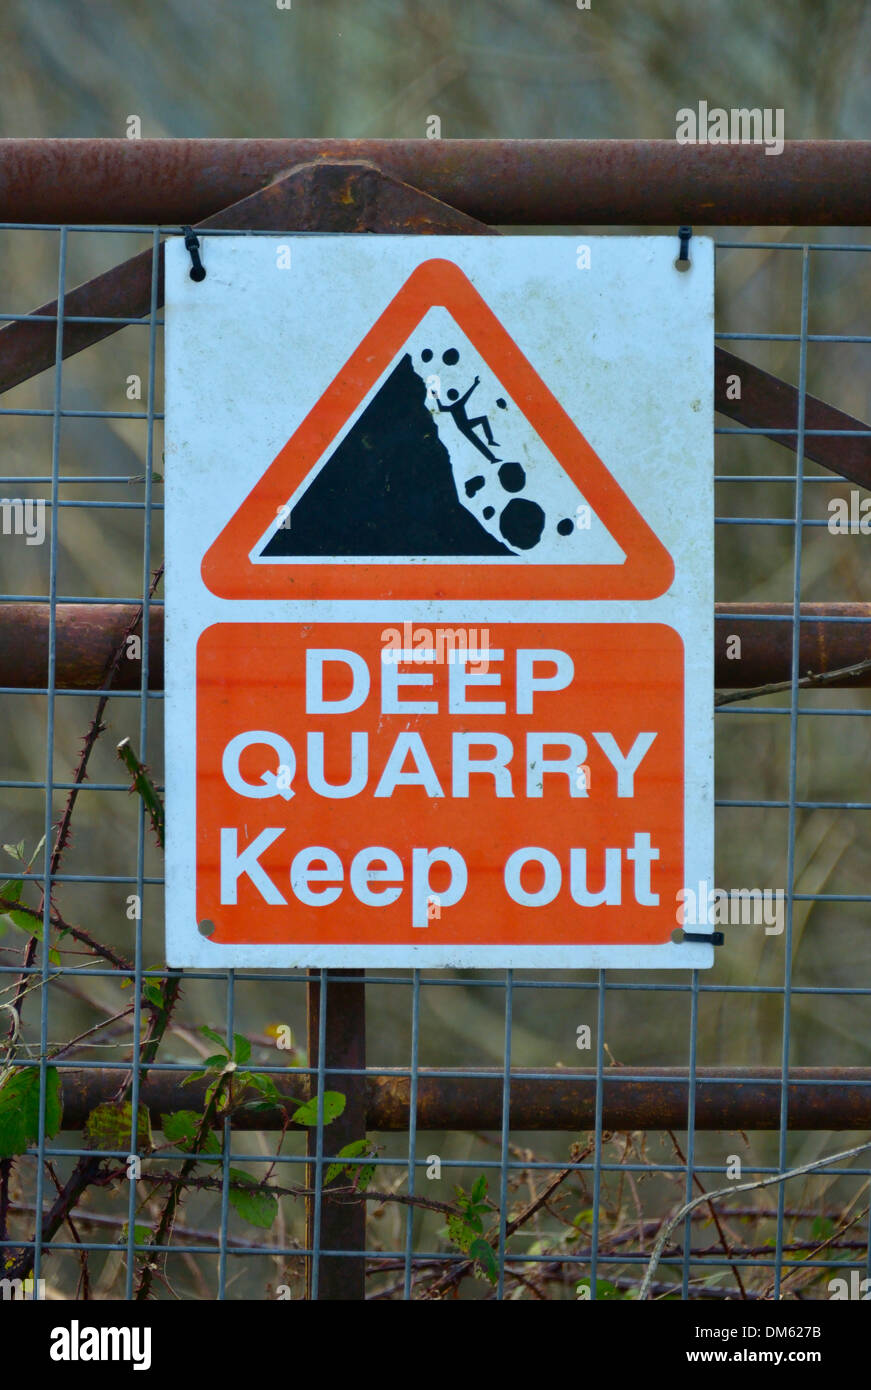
xmin=682 ymin=929 xmax=724 ymax=945
xmin=182 ymin=226 xmax=206 ymax=282
xmin=677 ymin=225 xmax=693 ymax=266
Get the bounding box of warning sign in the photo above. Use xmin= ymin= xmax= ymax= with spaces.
xmin=165 ymin=236 xmax=714 ymax=968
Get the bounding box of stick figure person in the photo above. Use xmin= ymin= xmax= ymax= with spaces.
xmin=436 ymin=376 xmax=500 ymax=463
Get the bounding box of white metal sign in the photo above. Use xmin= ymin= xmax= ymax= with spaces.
xmin=164 ymin=235 xmax=714 ymax=968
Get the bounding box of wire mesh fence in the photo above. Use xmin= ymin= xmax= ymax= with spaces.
xmin=1 ymin=211 xmax=870 ymax=1302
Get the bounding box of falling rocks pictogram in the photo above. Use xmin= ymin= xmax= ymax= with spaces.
xmin=261 ymin=353 xmax=512 ymax=557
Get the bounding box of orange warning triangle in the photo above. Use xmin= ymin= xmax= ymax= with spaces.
xmin=202 ymin=258 xmax=674 ymax=601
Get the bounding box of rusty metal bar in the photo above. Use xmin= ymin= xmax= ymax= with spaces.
xmin=54 ymin=1066 xmax=871 ymax=1132
xmin=3 ymin=155 xmax=870 ymax=504
xmin=0 ymin=602 xmax=164 ymax=691
xmin=716 ymin=349 xmax=871 ymax=492
xmin=2 ymin=139 xmax=871 ymax=226
xmin=305 ymin=970 xmax=367 ymax=1300
xmin=0 ymin=160 xmax=485 ymax=395
xmin=3 ymin=601 xmax=870 ymax=692
xmin=714 ymin=602 xmax=871 ymax=687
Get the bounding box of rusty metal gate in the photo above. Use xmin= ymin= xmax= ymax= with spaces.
xmin=1 ymin=139 xmax=870 ymax=1302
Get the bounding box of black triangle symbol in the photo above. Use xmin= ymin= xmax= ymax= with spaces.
xmin=260 ymin=353 xmax=516 ymax=557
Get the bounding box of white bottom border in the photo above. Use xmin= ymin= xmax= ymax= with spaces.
xmin=165 ymin=939 xmax=715 ymax=970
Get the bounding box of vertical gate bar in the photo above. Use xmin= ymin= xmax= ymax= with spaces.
xmin=402 ymin=970 xmax=421 ymax=1300
xmin=680 ymin=969 xmax=701 ymax=1298
xmin=306 ymin=967 xmax=329 ymax=1301
xmin=588 ymin=970 xmax=606 ymax=1299
xmin=305 ymin=968 xmax=367 ymax=1300
xmin=217 ymin=970 xmax=236 ymax=1298
xmin=124 ymin=223 xmax=161 ymax=1299
xmin=32 ymin=226 xmax=67 ymax=1289
xmin=495 ymin=969 xmax=513 ymax=1300
xmin=773 ymin=244 xmax=811 ymax=1298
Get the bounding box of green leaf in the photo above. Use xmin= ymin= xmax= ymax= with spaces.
xmin=355 ymin=1162 xmax=376 ymax=1191
xmin=469 ymin=1237 xmax=498 ymax=1284
xmin=0 ymin=1066 xmax=62 ymax=1159
xmin=199 ymin=1026 xmax=228 ymax=1053
xmin=161 ymin=1109 xmax=221 ymax=1156
xmin=246 ymin=1072 xmax=282 ymax=1098
xmin=120 ymin=1223 xmax=153 ymax=1247
xmin=447 ymin=1213 xmax=475 ymax=1253
xmin=2 ymin=906 xmax=61 ymax=963
xmin=811 ymin=1216 xmax=835 ymax=1242
xmin=233 ymin=1034 xmax=252 ymax=1064
xmin=0 ymin=879 xmax=22 ymax=902
xmin=291 ymin=1091 xmax=346 ymax=1127
xmin=24 ymin=834 xmax=46 ymax=873
xmin=202 ymin=1053 xmax=231 ymax=1070
xmin=204 ymin=1077 xmax=230 ymax=1109
xmin=3 ymin=841 xmax=24 ymax=861
xmin=341 ymin=1139 xmax=377 ymax=1190
xmin=8 ymin=909 xmax=36 ymax=933
xmin=228 ymin=1169 xmax=277 ymax=1229
xmin=4 ymin=907 xmax=34 ymax=933
xmin=324 ymin=1138 xmax=371 ymax=1185
xmin=180 ymin=1069 xmax=208 ymax=1086
xmin=339 ymin=1138 xmax=371 ymax=1159
xmin=84 ymin=1100 xmax=152 ymax=1154
xmin=143 ymin=983 xmax=164 ymax=1009
xmin=471 ymin=1174 xmax=488 ymax=1205
xmin=116 ymin=739 xmax=165 ymax=849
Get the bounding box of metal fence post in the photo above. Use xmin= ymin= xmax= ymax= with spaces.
xmin=305 ymin=970 xmax=367 ymax=1300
